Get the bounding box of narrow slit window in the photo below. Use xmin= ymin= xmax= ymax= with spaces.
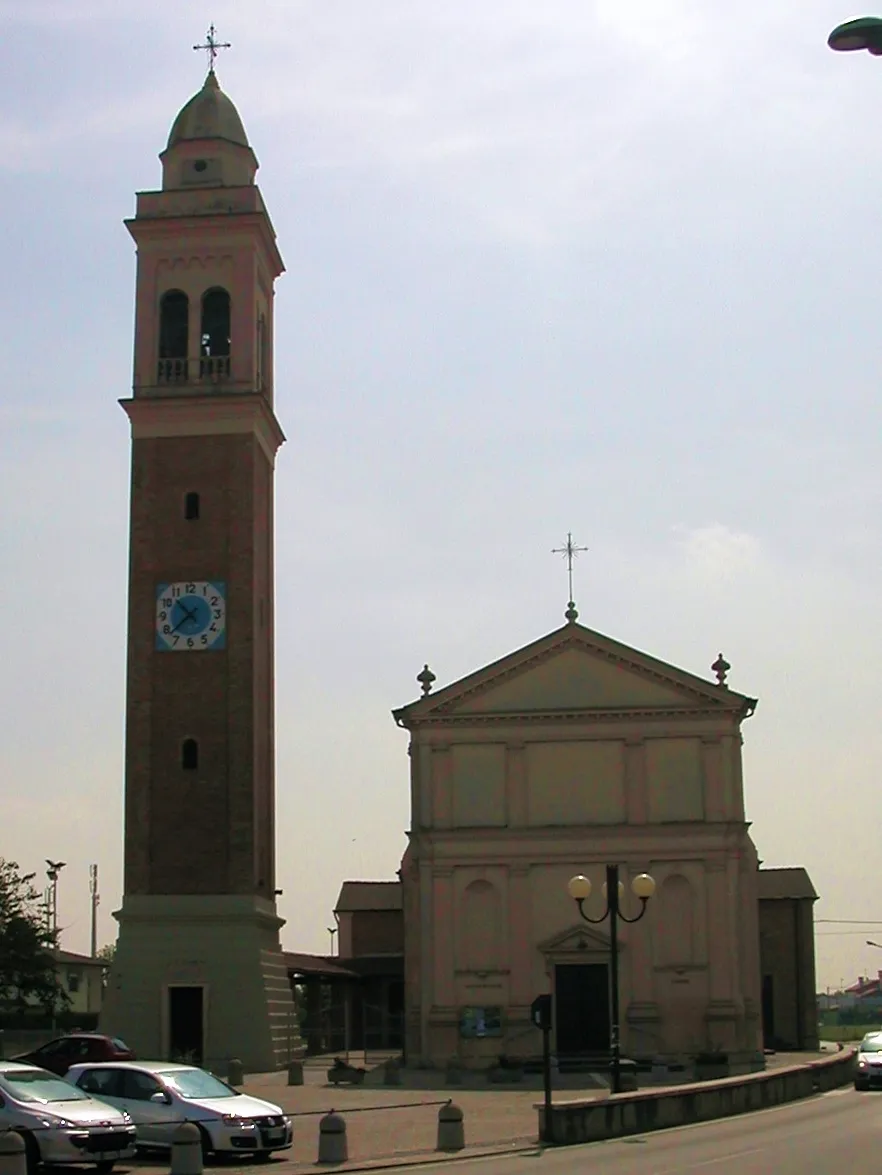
xmin=184 ymin=492 xmax=200 ymax=521
xmin=182 ymin=739 xmax=199 ymax=771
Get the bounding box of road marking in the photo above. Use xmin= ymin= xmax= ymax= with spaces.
xmin=651 ymin=1146 xmax=767 ymax=1173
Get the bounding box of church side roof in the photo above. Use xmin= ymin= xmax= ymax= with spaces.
xmin=334 ymin=881 xmax=403 ymax=913
xmin=757 ymin=867 xmax=818 ymax=901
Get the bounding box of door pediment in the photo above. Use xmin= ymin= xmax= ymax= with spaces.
xmin=538 ymin=923 xmax=611 ymax=955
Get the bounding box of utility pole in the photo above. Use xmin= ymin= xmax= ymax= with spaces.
xmin=89 ymin=865 xmax=100 ymax=958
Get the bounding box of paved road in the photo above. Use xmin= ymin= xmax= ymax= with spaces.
xmin=411 ymin=1086 xmax=867 ymax=1175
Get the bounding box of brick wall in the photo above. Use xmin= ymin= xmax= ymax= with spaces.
xmin=350 ymin=911 xmax=404 ymax=957
xmin=124 ymin=430 xmax=275 ymax=899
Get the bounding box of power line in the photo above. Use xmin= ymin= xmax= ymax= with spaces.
xmin=816 ymin=919 xmax=882 ymax=925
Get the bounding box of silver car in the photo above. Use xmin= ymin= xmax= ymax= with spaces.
xmin=66 ymin=1062 xmax=292 ymax=1158
xmin=0 ymin=1060 xmax=137 ymax=1174
xmin=855 ymin=1031 xmax=882 ymax=1090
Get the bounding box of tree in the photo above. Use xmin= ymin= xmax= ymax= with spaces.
xmin=0 ymin=859 xmax=68 ymax=1014
xmin=95 ymin=942 xmax=116 ymax=965
xmin=96 ymin=941 xmax=115 ymax=988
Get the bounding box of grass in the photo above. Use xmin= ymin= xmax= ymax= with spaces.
xmin=818 ymin=1023 xmax=880 ymax=1042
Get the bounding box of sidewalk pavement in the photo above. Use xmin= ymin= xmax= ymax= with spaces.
xmin=232 ymin=1048 xmax=837 ymax=1173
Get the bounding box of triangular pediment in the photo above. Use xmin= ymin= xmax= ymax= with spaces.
xmin=394 ymin=622 xmax=755 ymax=724
xmin=537 ymin=923 xmax=611 ymax=954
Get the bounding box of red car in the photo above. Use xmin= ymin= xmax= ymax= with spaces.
xmin=13 ymin=1033 xmax=135 ymax=1076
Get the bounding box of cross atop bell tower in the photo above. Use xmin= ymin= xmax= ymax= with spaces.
xmin=103 ymin=63 xmax=298 ymax=1074
xmin=193 ymin=23 xmax=232 ymax=74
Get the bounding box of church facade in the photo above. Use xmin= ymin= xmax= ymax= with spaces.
xmin=394 ymin=613 xmax=765 ymax=1071
xmin=100 ymin=64 xmax=299 ymax=1071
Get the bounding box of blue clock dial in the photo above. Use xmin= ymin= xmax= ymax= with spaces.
xmin=155 ymin=581 xmax=226 ymax=651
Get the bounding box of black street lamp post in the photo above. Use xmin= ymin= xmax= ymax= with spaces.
xmin=567 ymin=865 xmax=656 ymax=1095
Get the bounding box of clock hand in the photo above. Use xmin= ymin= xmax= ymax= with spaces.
xmin=171 ymin=602 xmax=200 ymax=634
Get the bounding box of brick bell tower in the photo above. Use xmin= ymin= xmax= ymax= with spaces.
xmin=101 ymin=56 xmax=300 ymax=1071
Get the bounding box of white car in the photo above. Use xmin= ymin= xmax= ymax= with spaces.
xmin=855 ymin=1031 xmax=882 ymax=1090
xmin=66 ymin=1061 xmax=293 ymax=1158
xmin=0 ymin=1060 xmax=137 ymax=1175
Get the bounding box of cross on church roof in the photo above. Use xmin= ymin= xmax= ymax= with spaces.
xmin=193 ymin=23 xmax=231 ymax=74
xmin=552 ymin=532 xmax=588 ymax=623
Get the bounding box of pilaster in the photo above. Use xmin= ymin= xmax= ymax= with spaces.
xmin=624 ymin=738 xmax=647 ymax=824
xmin=506 ymin=743 xmax=528 ymax=827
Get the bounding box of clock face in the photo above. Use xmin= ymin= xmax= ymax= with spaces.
xmin=155 ymin=581 xmax=226 ymax=651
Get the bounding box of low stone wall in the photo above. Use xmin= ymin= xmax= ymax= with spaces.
xmin=538 ymin=1048 xmax=856 ymax=1145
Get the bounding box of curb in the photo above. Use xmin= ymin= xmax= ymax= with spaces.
xmin=265 ymin=1140 xmax=541 ymax=1175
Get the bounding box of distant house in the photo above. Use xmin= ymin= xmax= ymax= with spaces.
xmin=846 ymin=972 xmax=882 ymax=1003
xmin=3 ymin=951 xmax=107 ymax=1027
xmin=54 ymin=951 xmax=105 ymax=1019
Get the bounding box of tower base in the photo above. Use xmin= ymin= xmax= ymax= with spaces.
xmin=100 ymin=894 xmax=301 ymax=1074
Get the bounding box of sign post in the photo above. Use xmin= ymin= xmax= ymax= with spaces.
xmin=531 ymin=994 xmax=553 ymax=1143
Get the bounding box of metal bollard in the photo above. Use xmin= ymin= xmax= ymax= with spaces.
xmin=227 ymin=1058 xmax=244 ymax=1086
xmin=317 ymin=1111 xmax=348 ymax=1164
xmin=287 ymin=1060 xmax=304 ymax=1086
xmin=170 ymin=1122 xmax=203 ymax=1175
xmin=436 ymin=1101 xmax=465 ymax=1152
xmin=0 ymin=1131 xmax=26 ymax=1175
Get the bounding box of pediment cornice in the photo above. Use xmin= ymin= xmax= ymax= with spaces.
xmin=394 ymin=623 xmax=756 ymax=728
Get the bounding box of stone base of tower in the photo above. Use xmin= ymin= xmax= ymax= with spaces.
xmin=100 ymin=894 xmax=301 ymax=1074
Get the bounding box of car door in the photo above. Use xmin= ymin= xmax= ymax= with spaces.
xmin=117 ymin=1070 xmax=178 ymax=1146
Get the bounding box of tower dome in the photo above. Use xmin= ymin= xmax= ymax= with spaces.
xmin=160 ymin=69 xmax=258 ymax=190
xmin=167 ymin=69 xmax=249 ymax=149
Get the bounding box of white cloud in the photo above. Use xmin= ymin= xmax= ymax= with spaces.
xmin=673 ymin=523 xmax=763 ymax=586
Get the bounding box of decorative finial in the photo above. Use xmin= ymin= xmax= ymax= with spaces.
xmin=193 ymin=23 xmax=232 ymax=75
xmin=553 ymin=533 xmax=588 ymax=623
xmin=711 ymin=653 xmax=730 ymax=686
xmin=417 ymin=664 xmax=436 ymax=696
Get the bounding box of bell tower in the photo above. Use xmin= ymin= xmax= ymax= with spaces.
xmin=101 ymin=56 xmax=300 ymax=1071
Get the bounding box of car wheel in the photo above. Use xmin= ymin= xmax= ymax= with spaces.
xmin=855 ymin=1081 xmax=869 ymax=1091
xmin=21 ymin=1132 xmax=41 ymax=1175
xmin=95 ymin=1162 xmax=116 ymax=1174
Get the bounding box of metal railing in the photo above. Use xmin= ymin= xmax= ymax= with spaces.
xmin=156 ymin=355 xmax=232 ymax=384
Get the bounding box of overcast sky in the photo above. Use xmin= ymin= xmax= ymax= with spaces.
xmin=1 ymin=0 xmax=881 ymax=990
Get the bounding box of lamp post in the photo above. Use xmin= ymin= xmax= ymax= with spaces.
xmin=567 ymin=865 xmax=656 ymax=1094
xmin=828 ymin=16 xmax=882 ymax=54
xmin=45 ymin=860 xmax=66 ymax=949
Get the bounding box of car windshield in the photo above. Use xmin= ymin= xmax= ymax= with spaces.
xmin=160 ymin=1069 xmax=236 ymax=1100
xmin=0 ymin=1069 xmax=90 ymax=1103
xmin=862 ymin=1038 xmax=882 ymax=1053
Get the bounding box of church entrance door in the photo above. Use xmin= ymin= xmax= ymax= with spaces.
xmin=554 ymin=963 xmax=610 ymax=1055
